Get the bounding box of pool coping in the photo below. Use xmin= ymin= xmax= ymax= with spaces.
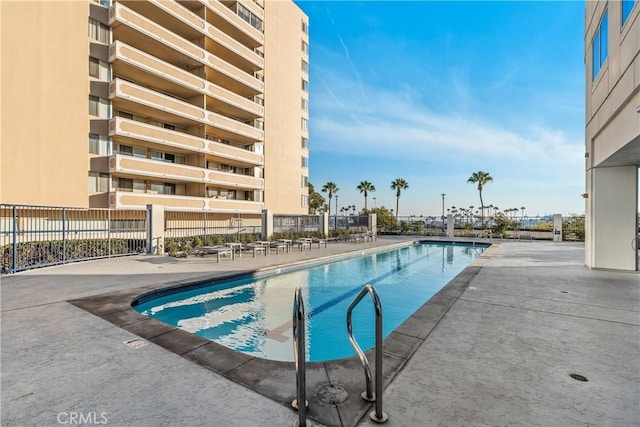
xmin=68 ymin=239 xmax=498 ymax=427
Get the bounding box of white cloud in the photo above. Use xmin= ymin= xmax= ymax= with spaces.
xmin=310 ymin=71 xmax=583 ymax=181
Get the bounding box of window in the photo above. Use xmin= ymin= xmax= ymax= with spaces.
xmin=301 ymin=195 xmax=309 ymax=208
xmin=302 ymin=60 xmax=309 ymax=73
xmin=302 ymin=40 xmax=309 ymax=54
xmin=118 ymin=178 xmax=134 ymax=192
xmin=115 ymin=110 xmax=133 ymax=120
xmin=302 ymin=79 xmax=308 ymax=92
xmin=88 ymin=172 xmax=109 ymax=193
xmin=89 ymin=57 xmax=99 ymax=78
xmin=622 ymin=0 xmax=637 ymax=26
xmin=88 ymin=18 xmax=109 ymax=43
xmin=89 ymin=95 xmax=109 ymax=118
xmin=301 ymin=118 xmax=308 ymax=131
xmin=89 ymin=57 xmax=109 ymax=80
xmin=301 ymin=156 xmax=308 ymax=168
xmin=115 ymin=144 xmax=133 ymax=156
xmin=301 ymin=98 xmax=308 ymax=112
xmin=301 ymin=137 xmax=308 ymax=149
xmin=89 ymin=133 xmax=110 ymax=155
xmin=592 ymin=10 xmax=608 ymax=81
xmin=150 ymin=182 xmax=175 ymax=195
xmin=235 ymin=3 xmax=263 ymax=31
xmin=301 ymin=175 xmax=308 ymax=187
xmin=302 ymin=21 xmax=309 ymax=34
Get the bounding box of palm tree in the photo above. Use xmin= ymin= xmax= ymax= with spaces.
xmin=467 ymin=171 xmax=493 ymax=225
xmin=390 ymin=178 xmax=409 ymax=220
xmin=356 ymin=181 xmax=376 ymax=212
xmin=321 ymin=182 xmax=339 ymax=217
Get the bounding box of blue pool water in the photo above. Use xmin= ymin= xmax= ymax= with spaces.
xmin=134 ymin=242 xmax=485 ymax=362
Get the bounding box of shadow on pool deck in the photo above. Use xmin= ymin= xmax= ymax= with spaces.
xmin=67 ymin=240 xmax=492 ymax=427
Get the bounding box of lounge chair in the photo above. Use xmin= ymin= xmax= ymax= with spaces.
xmin=243 ymin=243 xmax=268 ymax=257
xmin=270 ymin=241 xmax=290 ymax=254
xmin=191 ymin=246 xmax=235 ymax=262
xmin=311 ymin=237 xmax=328 ymax=248
xmin=293 ymin=238 xmax=312 ymax=251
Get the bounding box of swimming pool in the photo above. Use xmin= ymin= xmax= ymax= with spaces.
xmin=134 ymin=242 xmax=485 ymax=362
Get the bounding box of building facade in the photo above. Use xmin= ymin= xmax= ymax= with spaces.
xmin=584 ymin=0 xmax=639 ymax=271
xmin=1 ymin=0 xmax=309 ymax=215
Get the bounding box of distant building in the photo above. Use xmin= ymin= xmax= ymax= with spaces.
xmin=584 ymin=0 xmax=639 ymax=271
xmin=1 ymin=0 xmax=309 ymax=215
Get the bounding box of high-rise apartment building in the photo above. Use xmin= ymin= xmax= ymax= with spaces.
xmin=1 ymin=0 xmax=309 ymax=215
xmin=584 ymin=0 xmax=639 ymax=271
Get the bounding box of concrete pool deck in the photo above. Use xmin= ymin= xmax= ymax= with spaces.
xmin=1 ymin=238 xmax=638 ymax=426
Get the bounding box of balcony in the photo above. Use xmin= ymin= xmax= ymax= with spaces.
xmin=110 ymin=79 xmax=264 ymax=142
xmin=110 ymin=2 xmax=263 ymax=95
xmin=109 ymin=117 xmax=264 ymax=166
xmin=109 ymin=191 xmax=264 ymax=212
xmin=108 ymin=154 xmax=264 ymax=189
xmin=123 ymin=0 xmax=263 ymax=72
xmin=110 ymin=41 xmax=264 ymax=119
xmin=200 ymin=0 xmax=264 ymax=48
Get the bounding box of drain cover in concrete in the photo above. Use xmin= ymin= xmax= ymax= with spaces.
xmin=317 ymin=384 xmax=349 ymax=405
xmin=123 ymin=338 xmax=148 ymax=349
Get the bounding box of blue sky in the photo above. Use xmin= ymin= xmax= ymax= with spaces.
xmin=294 ymin=1 xmax=586 ymax=217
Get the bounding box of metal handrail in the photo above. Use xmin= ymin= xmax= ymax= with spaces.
xmin=292 ymin=287 xmax=307 ymax=427
xmin=346 ymin=284 xmax=388 ymax=423
xmin=632 ymin=234 xmax=640 ymax=251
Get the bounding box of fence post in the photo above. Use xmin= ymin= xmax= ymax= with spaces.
xmin=321 ymin=212 xmax=329 ymax=237
xmin=146 ymin=204 xmax=165 ymax=254
xmin=62 ymin=207 xmax=67 ymax=264
xmin=368 ymin=213 xmax=377 ymax=235
xmin=12 ymin=205 xmax=17 ymax=274
xmin=261 ymin=209 xmax=273 ymax=240
xmin=108 ymin=209 xmax=112 ymax=257
xmin=553 ymin=214 xmax=563 ymax=242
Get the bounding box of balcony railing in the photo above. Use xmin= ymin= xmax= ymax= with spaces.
xmin=111 ymin=2 xmax=263 ymax=93
xmin=110 ymin=78 xmax=264 ymax=141
xmin=110 ymin=117 xmax=264 ymax=166
xmin=109 ymin=154 xmax=264 ymax=189
xmin=148 ymin=0 xmax=264 ymax=69
xmin=109 ymin=191 xmax=264 ymax=212
xmin=110 ymin=41 xmax=264 ymax=118
xmin=200 ymin=0 xmax=264 ymax=45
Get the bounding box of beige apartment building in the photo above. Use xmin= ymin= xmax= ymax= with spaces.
xmin=1 ymin=0 xmax=309 ymax=215
xmin=585 ymin=0 xmax=639 ymax=271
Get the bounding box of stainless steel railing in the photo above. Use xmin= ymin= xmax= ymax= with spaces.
xmin=292 ymin=287 xmax=307 ymax=427
xmin=346 ymin=284 xmax=388 ymax=423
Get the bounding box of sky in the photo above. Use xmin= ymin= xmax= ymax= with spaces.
xmin=294 ymin=0 xmax=586 ymax=217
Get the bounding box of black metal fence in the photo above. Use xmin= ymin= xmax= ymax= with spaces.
xmin=328 ymin=215 xmax=369 ymax=233
xmin=393 ymin=215 xmax=585 ymax=241
xmin=273 ymin=214 xmax=321 ymax=234
xmin=162 ymin=211 xmax=262 ymax=254
xmin=1 ymin=204 xmax=147 ymax=274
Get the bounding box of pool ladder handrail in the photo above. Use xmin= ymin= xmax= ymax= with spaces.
xmin=346 ymin=284 xmax=388 ymax=423
xmin=292 ymin=287 xmax=307 ymax=427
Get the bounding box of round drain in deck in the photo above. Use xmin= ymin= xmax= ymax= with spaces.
xmin=569 ymin=373 xmax=588 ymax=382
xmin=317 ymin=384 xmax=349 ymax=405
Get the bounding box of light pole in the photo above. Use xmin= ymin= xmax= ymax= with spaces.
xmin=373 ymin=197 xmax=377 ymax=209
xmin=441 ymin=193 xmax=446 ymax=230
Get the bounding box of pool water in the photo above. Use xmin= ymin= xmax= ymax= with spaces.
xmin=134 ymin=242 xmax=485 ymax=361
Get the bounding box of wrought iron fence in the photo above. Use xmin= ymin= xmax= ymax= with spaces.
xmin=273 ymin=214 xmax=321 ymax=234
xmin=1 ymin=204 xmax=147 ymax=274
xmin=164 ymin=211 xmax=261 ymax=245
xmin=328 ymin=215 xmax=369 ymax=233
xmin=393 ymin=215 xmax=585 ymax=241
